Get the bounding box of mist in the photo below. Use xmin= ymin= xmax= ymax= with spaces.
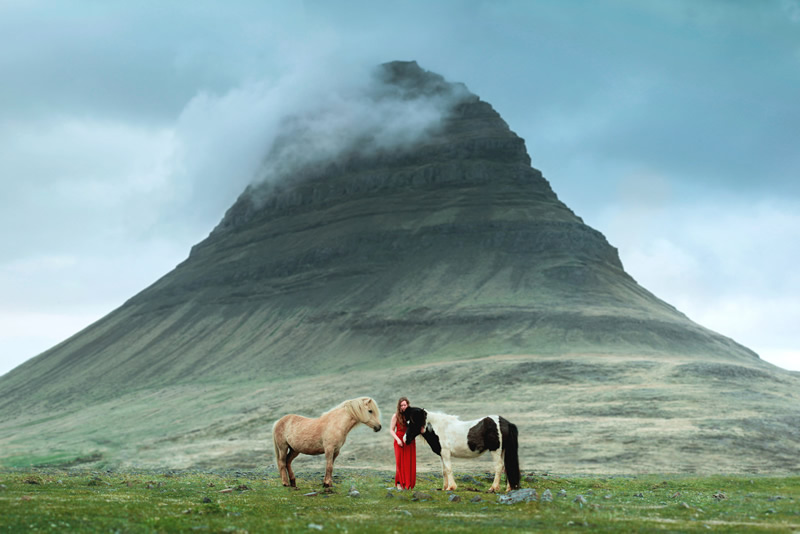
xmin=168 ymin=60 xmax=471 ymax=229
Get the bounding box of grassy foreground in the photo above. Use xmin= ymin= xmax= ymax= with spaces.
xmin=0 ymin=469 xmax=798 ymax=533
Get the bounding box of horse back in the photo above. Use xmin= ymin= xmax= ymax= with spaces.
xmin=434 ymin=416 xmax=494 ymax=459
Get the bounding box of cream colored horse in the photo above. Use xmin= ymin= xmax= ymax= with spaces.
xmin=272 ymin=397 xmax=382 ymax=488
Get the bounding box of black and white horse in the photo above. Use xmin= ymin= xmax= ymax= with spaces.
xmin=403 ymin=407 xmax=520 ymax=492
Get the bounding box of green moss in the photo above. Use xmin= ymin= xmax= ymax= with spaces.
xmin=0 ymin=469 xmax=798 ymax=533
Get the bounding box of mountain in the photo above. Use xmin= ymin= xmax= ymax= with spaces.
xmin=1 ymin=61 xmax=797 ymax=473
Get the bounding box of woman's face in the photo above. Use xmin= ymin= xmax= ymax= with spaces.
xmin=399 ymin=400 xmax=408 ymax=412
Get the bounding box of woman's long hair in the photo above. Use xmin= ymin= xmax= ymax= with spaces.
xmin=395 ymin=397 xmax=410 ymax=431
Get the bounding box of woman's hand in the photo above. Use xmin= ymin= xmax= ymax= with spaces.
xmin=395 ymin=438 xmax=404 ymax=447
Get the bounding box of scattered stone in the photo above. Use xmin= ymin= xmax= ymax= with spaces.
xmin=470 ymin=496 xmax=483 ymax=503
xmin=219 ymin=488 xmax=234 ymax=494
xmin=680 ymin=502 xmax=691 ymax=509
xmin=397 ymin=510 xmax=412 ymax=516
xmin=234 ymin=485 xmax=250 ymax=492
xmin=303 ymin=491 xmax=319 ymax=497
xmin=633 ymin=492 xmax=644 ymax=498
xmin=541 ymin=489 xmax=553 ymax=502
xmin=308 ymin=523 xmax=323 ymax=530
xmin=459 ymin=475 xmax=480 ymax=485
xmin=412 ymin=491 xmax=432 ymax=501
xmin=672 ymin=492 xmax=681 ymax=498
xmin=767 ymin=496 xmax=784 ymax=502
xmin=348 ymin=488 xmax=360 ymax=498
xmin=0 ymin=484 xmax=6 ymax=491
xmin=524 ymin=475 xmax=537 ymax=483
xmin=448 ymin=494 xmax=461 ymax=503
xmin=712 ymin=493 xmax=726 ymax=500
xmin=202 ymin=497 xmax=212 ymax=503
xmin=557 ymin=489 xmax=567 ymax=498
xmin=573 ymin=495 xmax=587 ymax=506
xmin=498 ymin=488 xmax=538 ymax=504
xmin=20 ymin=495 xmax=32 ymax=501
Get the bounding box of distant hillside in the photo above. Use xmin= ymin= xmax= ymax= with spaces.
xmin=1 ymin=61 xmax=796 ymax=474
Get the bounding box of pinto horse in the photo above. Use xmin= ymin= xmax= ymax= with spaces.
xmin=403 ymin=406 xmax=520 ymax=492
xmin=272 ymin=397 xmax=381 ymax=488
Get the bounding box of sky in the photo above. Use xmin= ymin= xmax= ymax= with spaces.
xmin=1 ymin=0 xmax=799 ymax=377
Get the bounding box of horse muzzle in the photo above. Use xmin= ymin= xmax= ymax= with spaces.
xmin=373 ymin=424 xmax=382 ymax=432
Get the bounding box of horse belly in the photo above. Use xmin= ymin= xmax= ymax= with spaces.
xmin=285 ymin=417 xmax=325 ymax=455
xmin=450 ymin=440 xmax=484 ymax=459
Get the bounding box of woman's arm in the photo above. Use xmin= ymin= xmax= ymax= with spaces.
xmin=390 ymin=413 xmax=403 ymax=447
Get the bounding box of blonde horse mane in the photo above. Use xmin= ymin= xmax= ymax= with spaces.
xmin=335 ymin=397 xmax=379 ymax=423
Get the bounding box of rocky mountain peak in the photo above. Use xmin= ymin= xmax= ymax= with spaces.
xmin=210 ymin=61 xmax=529 ymax=238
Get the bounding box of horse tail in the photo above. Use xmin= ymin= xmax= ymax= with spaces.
xmin=272 ymin=418 xmax=284 ymax=466
xmin=501 ymin=418 xmax=521 ymax=490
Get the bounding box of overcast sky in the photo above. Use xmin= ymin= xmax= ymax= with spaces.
xmin=2 ymin=0 xmax=798 ymax=377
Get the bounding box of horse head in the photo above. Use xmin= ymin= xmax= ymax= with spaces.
xmin=403 ymin=406 xmax=427 ymax=444
xmin=353 ymin=397 xmax=382 ymax=432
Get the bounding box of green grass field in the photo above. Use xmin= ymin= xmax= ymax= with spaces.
xmin=1 ymin=469 xmax=798 ymax=532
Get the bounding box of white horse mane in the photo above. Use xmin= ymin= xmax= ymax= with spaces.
xmin=426 ymin=411 xmax=462 ymax=425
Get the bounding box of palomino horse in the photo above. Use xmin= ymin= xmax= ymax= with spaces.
xmin=403 ymin=406 xmax=520 ymax=492
xmin=272 ymin=397 xmax=381 ymax=488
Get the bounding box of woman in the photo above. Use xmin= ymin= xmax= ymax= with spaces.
xmin=390 ymin=396 xmax=416 ymax=490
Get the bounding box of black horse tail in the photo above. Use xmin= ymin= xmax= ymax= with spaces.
xmin=501 ymin=417 xmax=521 ymax=490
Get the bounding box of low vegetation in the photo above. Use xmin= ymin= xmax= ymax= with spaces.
xmin=1 ymin=468 xmax=798 ymax=532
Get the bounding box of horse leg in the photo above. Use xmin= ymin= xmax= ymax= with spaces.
xmin=503 ymin=450 xmax=512 ymax=492
xmin=488 ymin=449 xmax=504 ymax=492
xmin=323 ymin=446 xmax=340 ymax=488
xmin=274 ymin=438 xmax=290 ymax=487
xmin=285 ymin=447 xmax=301 ymax=488
xmin=441 ymin=450 xmax=457 ymax=491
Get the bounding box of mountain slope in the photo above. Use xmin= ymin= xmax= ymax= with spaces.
xmin=1 ymin=61 xmax=794 ymax=473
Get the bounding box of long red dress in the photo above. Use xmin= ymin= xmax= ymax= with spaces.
xmin=394 ymin=423 xmax=416 ymax=489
